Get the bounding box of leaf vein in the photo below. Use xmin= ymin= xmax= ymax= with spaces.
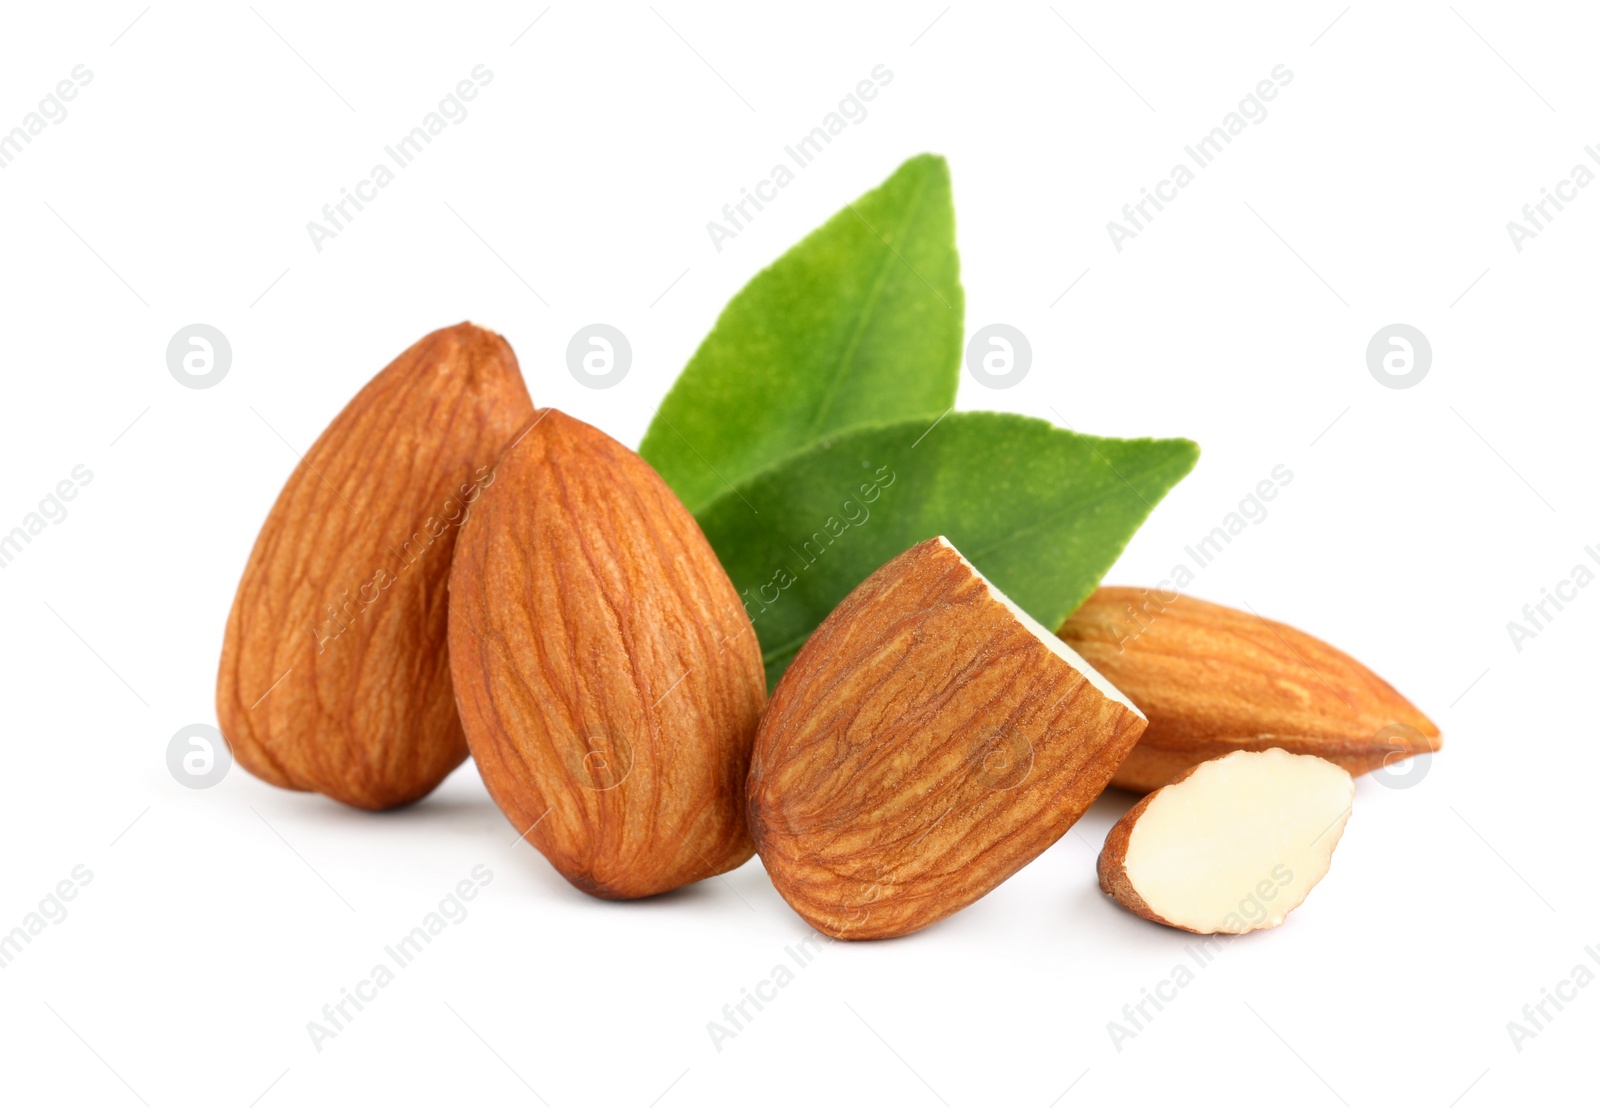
xmin=804 ymin=165 xmax=938 ymax=439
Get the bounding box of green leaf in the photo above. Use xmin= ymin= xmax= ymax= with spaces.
xmin=696 ymin=412 xmax=1199 ymax=687
xmin=640 ymin=154 xmax=964 ymax=513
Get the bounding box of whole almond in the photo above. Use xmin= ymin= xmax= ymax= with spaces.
xmin=1059 ymin=587 xmax=1441 ymax=793
xmin=748 ymin=537 xmax=1148 ymax=941
xmin=447 ymin=409 xmax=766 ymax=899
xmin=216 ymin=323 xmax=534 ymax=810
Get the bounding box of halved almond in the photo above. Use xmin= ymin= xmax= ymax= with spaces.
xmin=1098 ymin=748 xmax=1354 ymax=934
xmin=748 ymin=537 xmax=1148 ymax=940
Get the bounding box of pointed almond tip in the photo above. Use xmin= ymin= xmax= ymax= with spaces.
xmin=1060 ymin=587 xmax=1443 ymax=789
xmin=431 ymin=321 xmax=513 ymax=354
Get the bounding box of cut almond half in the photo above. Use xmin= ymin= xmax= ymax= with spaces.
xmin=1098 ymin=748 xmax=1354 ymax=934
xmin=748 ymin=537 xmax=1148 ymax=940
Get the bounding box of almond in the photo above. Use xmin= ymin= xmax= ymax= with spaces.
xmin=1098 ymin=748 xmax=1354 ymax=934
xmin=1059 ymin=587 xmax=1441 ymax=793
xmin=447 ymin=409 xmax=766 ymax=899
xmin=748 ymin=537 xmax=1148 ymax=941
xmin=216 ymin=323 xmax=534 ymax=810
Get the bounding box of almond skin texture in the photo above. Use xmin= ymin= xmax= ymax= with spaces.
xmin=448 ymin=409 xmax=766 ymax=899
xmin=216 ymin=323 xmax=534 ymax=810
xmin=748 ymin=537 xmax=1149 ymax=941
xmin=1098 ymin=748 xmax=1354 ymax=934
xmin=1059 ymin=588 xmax=1441 ymax=793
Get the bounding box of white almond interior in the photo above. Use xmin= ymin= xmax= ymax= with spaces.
xmin=936 ymin=537 xmax=1143 ymax=717
xmin=1122 ymin=748 xmax=1353 ymax=934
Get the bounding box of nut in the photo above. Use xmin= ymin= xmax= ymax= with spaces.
xmin=216 ymin=323 xmax=535 ymax=809
xmin=748 ymin=537 xmax=1148 ymax=940
xmin=1098 ymin=748 xmax=1354 ymax=934
xmin=447 ymin=409 xmax=766 ymax=899
xmin=1059 ymin=587 xmax=1441 ymax=793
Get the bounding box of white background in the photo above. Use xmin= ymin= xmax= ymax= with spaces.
xmin=0 ymin=2 xmax=1593 ymax=1111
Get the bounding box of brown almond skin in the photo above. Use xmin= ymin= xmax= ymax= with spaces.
xmin=1096 ymin=782 xmax=1167 ymax=928
xmin=1059 ymin=587 xmax=1441 ymax=793
xmin=216 ymin=323 xmax=534 ymax=810
xmin=748 ymin=539 xmax=1149 ymax=941
xmin=448 ymin=409 xmax=766 ymax=899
